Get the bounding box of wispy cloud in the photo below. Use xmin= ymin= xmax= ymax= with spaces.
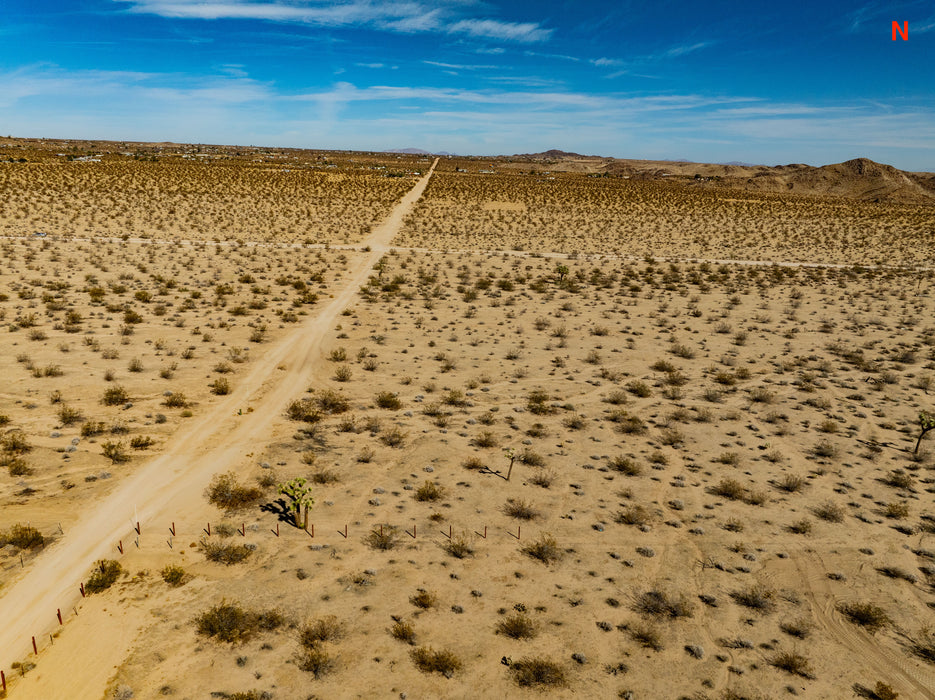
xmin=113 ymin=1 xmax=553 ymax=42
xmin=661 ymin=41 xmax=713 ymax=58
xmin=423 ymin=60 xmax=497 ymax=71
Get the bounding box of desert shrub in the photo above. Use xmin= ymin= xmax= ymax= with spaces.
xmin=205 ymin=471 xmax=263 ymax=510
xmin=57 ymin=404 xmax=83 ymax=425
xmin=779 ymin=620 xmax=811 ymax=639
xmin=788 ymin=518 xmax=812 ymax=535
xmin=496 ymin=613 xmax=538 ymax=639
xmin=837 ymin=602 xmax=890 ymax=632
xmin=85 ymin=560 xmax=123 ymax=593
xmin=472 ymin=430 xmax=498 ymax=447
xmin=884 ymin=501 xmax=910 ymax=519
xmin=527 ymin=390 xmax=555 ymax=414
xmin=813 ymin=501 xmax=845 ymax=522
xmin=101 ymin=441 xmax=129 ymax=464
xmin=629 ymin=623 xmax=664 ymax=651
xmin=749 ymin=387 xmax=775 ymax=404
xmin=380 ymin=426 xmax=407 ymax=447
xmin=633 ymin=589 xmax=693 ymax=619
xmin=101 ymin=386 xmax=129 ymax=405
xmin=310 ymin=469 xmax=339 ymax=484
xmin=391 ymin=619 xmax=416 ymax=644
xmin=883 ymin=469 xmax=913 ymax=489
xmin=0 ymin=523 xmax=44 ymax=550
xmin=709 ymin=478 xmax=747 ymax=501
xmin=615 ymin=505 xmax=653 ymax=527
xmin=502 ymin=499 xmax=539 ymax=520
xmin=297 ymin=646 xmax=334 ymax=677
xmin=210 ymin=378 xmax=231 ymax=395
xmin=286 ymin=398 xmax=321 ymax=423
xmin=161 ymin=564 xmax=187 ymax=586
xmin=529 ymin=470 xmax=555 ymax=488
xmin=315 ymin=389 xmax=350 ymax=414
xmin=444 ymin=534 xmax=475 ymax=559
xmin=162 ymin=392 xmax=188 ymax=408
xmin=411 ymin=646 xmax=462 ymax=676
xmin=409 ymin=589 xmax=437 ymax=609
xmin=510 ymin=656 xmax=566 ymax=687
xmin=365 ymin=525 xmax=400 ymax=551
xmin=200 ymin=539 xmax=253 ymax=565
xmin=730 ymin=586 xmax=776 ymax=613
xmin=776 ymin=474 xmax=805 ymax=493
xmin=626 ymin=380 xmax=652 ymax=398
xmin=769 ymin=651 xmax=813 ymax=678
xmin=415 ymin=481 xmax=445 ymax=502
xmin=82 ymin=421 xmax=106 ymax=437
xmin=909 ymin=628 xmax=935 ymax=664
xmin=130 ymin=435 xmax=154 ymax=449
xmin=1 ymin=430 xmax=32 ymax=454
xmin=521 ymin=533 xmax=562 ymax=565
xmin=461 ymin=456 xmax=486 ymax=471
xmin=375 ymin=391 xmax=402 ymax=409
xmin=195 ymin=601 xmax=281 ymax=643
xmin=812 ymin=439 xmax=838 ymax=458
xmin=300 ymin=615 xmax=344 ymax=647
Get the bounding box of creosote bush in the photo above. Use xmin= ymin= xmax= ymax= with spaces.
xmin=85 ymin=560 xmax=123 ymax=593
xmin=521 ymin=533 xmax=562 ymax=565
xmin=195 ymin=601 xmax=283 ymax=643
xmin=633 ymin=590 xmax=694 ymax=619
xmin=199 ymin=539 xmax=253 ymax=565
xmin=205 ymin=471 xmax=263 ymax=510
xmin=837 ymin=602 xmax=890 ymax=633
xmin=365 ymin=525 xmax=400 ymax=551
xmin=161 ymin=564 xmax=188 ymax=586
xmin=391 ymin=619 xmax=416 ymax=644
xmin=0 ymin=523 xmax=44 ymax=550
xmin=496 ymin=613 xmax=538 ymax=639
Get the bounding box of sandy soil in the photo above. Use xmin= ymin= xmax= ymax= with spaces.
xmin=1 ymin=146 xmax=934 ymax=700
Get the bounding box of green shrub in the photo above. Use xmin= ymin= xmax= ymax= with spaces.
xmin=85 ymin=560 xmax=123 ymax=593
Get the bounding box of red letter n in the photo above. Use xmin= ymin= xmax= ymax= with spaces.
xmin=892 ymin=21 xmax=908 ymax=40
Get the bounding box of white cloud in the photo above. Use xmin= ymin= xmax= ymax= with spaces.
xmin=113 ymin=1 xmax=553 ymax=42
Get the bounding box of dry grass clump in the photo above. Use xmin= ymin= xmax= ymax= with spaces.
xmin=813 ymin=501 xmax=845 ymax=522
xmin=205 ymin=471 xmax=263 ymax=510
xmin=776 ymin=474 xmax=805 ymax=493
xmin=390 ymin=619 xmax=416 ymax=644
xmin=628 ymin=624 xmax=664 ymax=651
xmin=160 ymin=564 xmax=188 ymax=587
xmin=708 ymin=478 xmax=746 ymax=500
xmin=837 ymin=602 xmax=890 ymax=632
xmin=409 ymin=589 xmax=437 ymax=609
xmin=300 ymin=615 xmax=344 ymax=647
xmin=286 ymin=397 xmax=321 ymax=423
xmin=521 ymin=533 xmax=562 ymax=565
xmin=375 ymin=391 xmax=402 ymax=409
xmin=632 ymin=590 xmax=694 ymax=619
xmin=496 ymin=613 xmax=538 ymax=639
xmin=509 ymin=656 xmax=566 ymax=687
xmin=410 ymin=646 xmax=462 ymax=677
xmin=85 ymin=560 xmax=123 ymax=593
xmin=614 ymin=505 xmax=653 ymax=527
xmin=195 ymin=601 xmax=284 ymax=643
xmin=608 ymin=455 xmax=641 ymax=476
xmin=909 ymin=629 xmax=935 ymax=664
xmin=101 ymin=385 xmax=130 ymax=406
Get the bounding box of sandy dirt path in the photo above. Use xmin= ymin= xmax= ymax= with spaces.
xmin=0 ymin=159 xmax=438 ymax=687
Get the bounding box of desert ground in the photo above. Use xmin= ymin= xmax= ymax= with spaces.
xmin=1 ymin=140 xmax=934 ymax=700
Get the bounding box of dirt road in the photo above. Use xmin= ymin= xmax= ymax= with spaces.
xmin=0 ymin=159 xmax=437 ymax=683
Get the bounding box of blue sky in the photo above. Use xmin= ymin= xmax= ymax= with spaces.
xmin=2 ymin=1 xmax=933 ymax=169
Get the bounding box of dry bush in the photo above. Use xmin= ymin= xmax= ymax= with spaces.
xmin=162 ymin=392 xmax=188 ymax=408
xmin=415 ymin=481 xmax=445 ymax=502
xmin=709 ymin=478 xmax=747 ymax=501
xmin=837 ymin=602 xmax=890 ymax=632
xmin=443 ymin=533 xmax=475 ymax=559
xmin=205 ymin=472 xmax=263 ymax=510
xmin=210 ymin=377 xmax=230 ymax=395
xmin=375 ymin=391 xmax=402 ymax=409
xmin=770 ymin=651 xmax=813 ymax=678
xmin=409 ymin=589 xmax=437 ymax=609
xmin=502 ymin=499 xmax=539 ymax=520
xmin=390 ymin=619 xmax=416 ymax=644
xmin=199 ymin=539 xmax=253 ymax=565
xmin=101 ymin=385 xmax=130 ymax=406
xmin=410 ymin=646 xmax=462 ymax=677
xmin=285 ymin=398 xmax=321 ymax=423
xmin=521 ymin=533 xmax=562 ymax=565
xmin=608 ymin=455 xmax=641 ymax=476
xmin=730 ymin=586 xmax=776 ymax=613
xmin=509 ymin=656 xmax=566 ymax=687
xmin=629 ymin=624 xmax=664 ymax=651
xmin=300 ymin=615 xmax=344 ymax=647
xmin=813 ymin=501 xmax=845 ymax=522
xmin=909 ymin=629 xmax=935 ymax=664
xmin=632 ymin=590 xmax=694 ymax=619
xmin=615 ymin=505 xmax=653 ymax=527
xmin=776 ymin=474 xmax=805 ymax=493
xmin=160 ymin=564 xmax=188 ymax=587
xmin=496 ymin=614 xmax=538 ymax=639
xmin=195 ymin=601 xmax=283 ymax=643
xmin=365 ymin=525 xmax=400 ymax=551
xmin=0 ymin=523 xmax=44 ymax=550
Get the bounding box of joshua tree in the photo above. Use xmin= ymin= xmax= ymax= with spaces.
xmin=915 ymin=410 xmax=935 ymax=455
xmin=505 ymin=447 xmax=517 ymax=481
xmin=278 ymin=477 xmax=314 ymax=528
xmin=555 ymin=264 xmax=569 ymax=284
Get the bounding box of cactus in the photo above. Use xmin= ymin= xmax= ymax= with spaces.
xmin=278 ymin=477 xmax=314 ymax=528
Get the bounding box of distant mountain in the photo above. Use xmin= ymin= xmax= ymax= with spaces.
xmin=384 ymin=148 xmax=457 ymax=156
xmin=514 ymin=149 xmax=600 ymax=159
